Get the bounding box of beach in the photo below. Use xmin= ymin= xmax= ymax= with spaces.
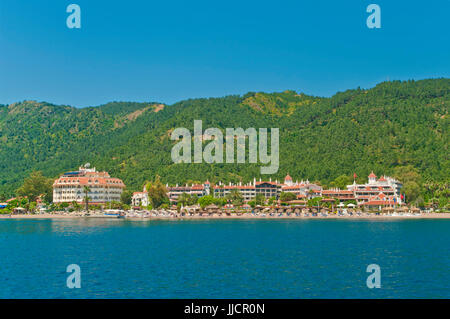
xmin=2 ymin=212 xmax=450 ymax=220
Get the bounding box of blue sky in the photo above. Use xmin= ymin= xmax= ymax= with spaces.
xmin=0 ymin=0 xmax=449 ymax=107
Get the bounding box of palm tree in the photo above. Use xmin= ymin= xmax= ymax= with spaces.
xmin=226 ymin=189 xmax=244 ymax=206
xmin=71 ymin=200 xmax=81 ymax=212
xmin=178 ymin=192 xmax=191 ymax=207
xmin=83 ymin=186 xmax=91 ymax=212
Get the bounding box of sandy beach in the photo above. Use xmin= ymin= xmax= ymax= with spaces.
xmin=1 ymin=213 xmax=450 ymax=220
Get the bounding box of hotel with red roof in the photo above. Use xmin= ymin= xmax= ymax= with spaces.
xmin=132 ymin=175 xmax=323 ymax=206
xmin=346 ymin=171 xmax=403 ymax=207
xmin=53 ymin=164 xmax=125 ymax=204
xmin=130 ymin=172 xmax=403 ymax=209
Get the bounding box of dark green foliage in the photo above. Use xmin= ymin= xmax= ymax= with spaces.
xmin=145 ymin=176 xmax=169 ymax=208
xmin=280 ymin=192 xmax=297 ymax=202
xmin=0 ymin=79 xmax=448 ymax=203
xmin=255 ymin=193 xmax=266 ymax=206
xmin=198 ymin=195 xmax=226 ymax=208
xmin=16 ymin=171 xmax=53 ymax=203
xmin=120 ymin=190 xmax=133 ymax=205
xmin=176 ymin=193 xmax=199 ymax=207
xmin=226 ymin=189 xmax=244 ymax=206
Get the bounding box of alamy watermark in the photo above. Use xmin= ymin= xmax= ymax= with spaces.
xmin=171 ymin=120 xmax=279 ymax=174
xmin=66 ymin=264 xmax=81 ymax=288
xmin=366 ymin=264 xmax=381 ymax=288
xmin=66 ymin=4 xmax=81 ymax=29
xmin=65 ymin=4 xmax=380 ymax=30
xmin=366 ymin=4 xmax=381 ymax=29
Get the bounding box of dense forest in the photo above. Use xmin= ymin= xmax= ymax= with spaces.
xmin=0 ymin=79 xmax=448 ymax=204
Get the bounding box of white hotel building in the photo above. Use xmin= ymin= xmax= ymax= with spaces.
xmin=130 ymin=172 xmax=403 ymax=209
xmin=53 ymin=164 xmax=125 ymax=204
xmin=347 ymin=172 xmax=403 ymax=206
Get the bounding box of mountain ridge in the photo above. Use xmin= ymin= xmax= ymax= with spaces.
xmin=0 ymin=78 xmax=448 ymax=197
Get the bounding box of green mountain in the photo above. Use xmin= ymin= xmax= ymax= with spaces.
xmin=0 ymin=79 xmax=448 ymax=197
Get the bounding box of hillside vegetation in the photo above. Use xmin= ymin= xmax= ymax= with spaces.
xmin=0 ymin=79 xmax=448 ymax=202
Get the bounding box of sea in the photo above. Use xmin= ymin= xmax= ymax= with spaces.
xmin=0 ymin=218 xmax=448 ymax=298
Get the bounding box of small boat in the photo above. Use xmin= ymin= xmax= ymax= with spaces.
xmin=104 ymin=209 xmax=125 ymax=218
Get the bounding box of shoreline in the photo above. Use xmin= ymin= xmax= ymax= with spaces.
xmin=1 ymin=213 xmax=450 ymax=220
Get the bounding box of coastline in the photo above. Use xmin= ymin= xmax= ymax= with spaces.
xmin=1 ymin=213 xmax=450 ymax=220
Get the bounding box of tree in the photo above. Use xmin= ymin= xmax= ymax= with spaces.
xmin=214 ymin=197 xmax=227 ymax=207
xmin=109 ymin=201 xmax=122 ymax=209
xmin=344 ymin=199 xmax=357 ymax=206
xmin=72 ymin=201 xmax=81 ymax=212
xmin=16 ymin=171 xmax=53 ymax=203
xmin=226 ymin=189 xmax=244 ymax=206
xmin=307 ymin=197 xmax=322 ymax=207
xmin=146 ymin=176 xmax=169 ymax=208
xmin=28 ymin=202 xmax=37 ymax=213
xmin=393 ymin=165 xmax=421 ymax=184
xmin=280 ymin=192 xmax=296 ymax=202
xmin=329 ymin=175 xmax=352 ymax=190
xmin=438 ymin=196 xmax=448 ymax=209
xmin=177 ymin=192 xmax=197 ymax=207
xmin=402 ymin=181 xmax=421 ymax=204
xmin=255 ymin=193 xmax=266 ymax=206
xmin=414 ymin=196 xmax=425 ymax=208
xmin=198 ymin=195 xmax=215 ymax=209
xmin=268 ymin=196 xmax=276 ymax=205
xmin=120 ymin=190 xmax=132 ymax=205
xmin=178 ymin=192 xmax=190 ymax=207
xmin=423 ymin=182 xmax=449 ymax=205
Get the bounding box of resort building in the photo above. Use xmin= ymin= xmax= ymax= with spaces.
xmin=346 ymin=172 xmax=402 ymax=206
xmin=321 ymin=189 xmax=356 ymax=202
xmin=212 ymin=175 xmax=321 ymax=202
xmin=52 ymin=164 xmax=125 ymax=204
xmin=213 ymin=178 xmax=283 ymax=202
xmin=166 ymin=181 xmax=211 ymax=205
xmin=281 ymin=174 xmax=323 ymax=198
xmin=255 ymin=180 xmax=282 ymax=198
xmin=130 ymin=174 xmax=323 ymax=207
xmin=131 ymin=189 xmax=149 ymax=207
xmin=213 ymin=184 xmax=256 ymax=201
xmin=131 ymin=182 xmax=211 ymax=207
xmin=129 ymin=172 xmax=403 ymax=209
xmin=361 ymin=193 xmax=397 ymax=211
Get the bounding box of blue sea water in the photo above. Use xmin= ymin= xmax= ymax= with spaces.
xmin=0 ymin=218 xmax=449 ymax=299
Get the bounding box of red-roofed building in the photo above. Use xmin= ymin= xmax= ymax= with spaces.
xmin=362 ymin=193 xmax=397 ymax=210
xmin=322 ymin=189 xmax=356 ymax=202
xmin=280 ymin=174 xmax=322 ymax=199
xmin=255 ymin=180 xmax=281 ymax=199
xmin=167 ymin=182 xmax=211 ymax=204
xmin=284 ymin=174 xmax=293 ymax=186
xmin=53 ymin=164 xmax=125 ymax=204
xmin=213 ymin=183 xmax=256 ymax=201
xmin=347 ymin=171 xmax=402 ymax=206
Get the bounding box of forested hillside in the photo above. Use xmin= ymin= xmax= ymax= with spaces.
xmin=0 ymin=79 xmax=448 ymax=200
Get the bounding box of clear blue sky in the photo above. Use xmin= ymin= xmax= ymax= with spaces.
xmin=0 ymin=0 xmax=449 ymax=107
